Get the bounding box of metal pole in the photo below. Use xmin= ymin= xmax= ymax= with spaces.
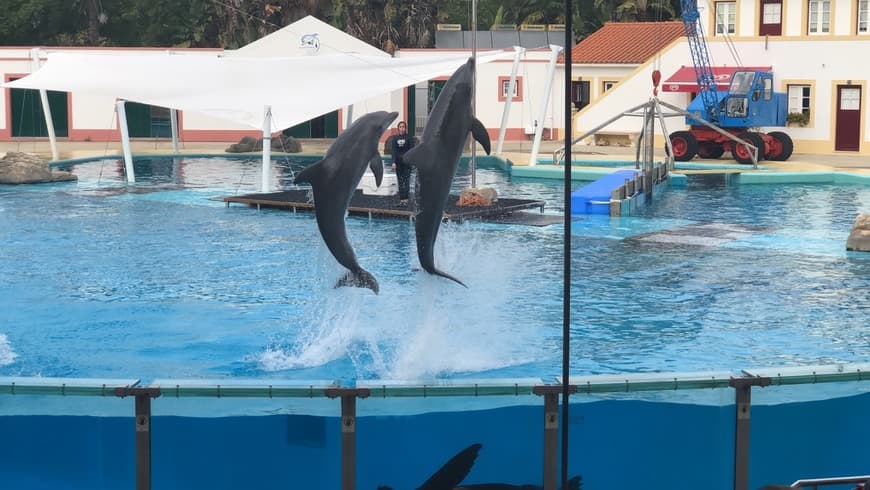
xmin=470 ymin=0 xmax=478 ymax=188
xmin=31 ymin=49 xmax=58 ymax=161
xmin=529 ymin=45 xmax=563 ymax=166
xmin=262 ymin=105 xmax=272 ymax=192
xmin=325 ymin=388 xmax=370 ymax=490
xmin=345 ymin=105 xmax=354 ymax=132
xmin=115 ymin=101 xmax=136 ymax=183
xmin=115 ymin=387 xmax=161 ymax=490
xmin=169 ymin=109 xmax=179 ymax=154
xmin=562 ymin=3 xmax=573 ymax=489
xmin=729 ymin=376 xmax=771 ymax=490
xmin=495 ymin=46 xmax=523 ymax=155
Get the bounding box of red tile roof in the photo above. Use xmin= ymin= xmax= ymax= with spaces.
xmin=562 ymin=21 xmax=685 ymax=64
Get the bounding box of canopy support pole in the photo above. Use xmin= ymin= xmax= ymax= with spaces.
xmin=262 ymin=105 xmax=272 ymax=192
xmin=496 ymin=46 xmax=523 ymax=155
xmin=529 ymin=45 xmax=563 ymax=167
xmin=31 ymin=49 xmax=59 ymax=161
xmin=115 ymin=100 xmax=136 ymax=183
xmin=169 ymin=109 xmax=179 ymax=153
xmin=345 ymin=104 xmax=354 ymax=131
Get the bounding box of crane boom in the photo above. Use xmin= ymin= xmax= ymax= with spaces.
xmin=680 ymin=0 xmax=719 ymax=122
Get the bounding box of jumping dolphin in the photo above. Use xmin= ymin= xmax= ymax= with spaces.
xmin=402 ymin=58 xmax=490 ymax=288
xmin=377 ymin=443 xmax=582 ymax=490
xmin=294 ymin=110 xmax=398 ymax=294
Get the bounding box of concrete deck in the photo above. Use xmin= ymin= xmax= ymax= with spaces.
xmin=2 ymin=138 xmax=869 ymax=175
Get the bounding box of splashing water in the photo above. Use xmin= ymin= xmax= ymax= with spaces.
xmin=0 ymin=334 xmax=17 ymax=367
xmin=256 ymin=222 xmax=548 ymax=381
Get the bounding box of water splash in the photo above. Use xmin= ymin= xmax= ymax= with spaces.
xmin=256 ymin=223 xmax=547 ymax=381
xmin=0 ymin=334 xmax=17 ymax=366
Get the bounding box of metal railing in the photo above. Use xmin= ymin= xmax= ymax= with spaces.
xmin=2 ymin=363 xmax=868 ymax=490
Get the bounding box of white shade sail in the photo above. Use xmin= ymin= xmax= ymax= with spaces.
xmin=4 ymin=50 xmax=510 ymax=131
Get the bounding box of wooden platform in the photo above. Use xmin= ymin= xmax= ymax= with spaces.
xmin=223 ymin=189 xmax=547 ymax=223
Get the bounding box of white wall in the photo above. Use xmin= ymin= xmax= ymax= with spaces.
xmin=574 ymin=36 xmax=870 ymax=152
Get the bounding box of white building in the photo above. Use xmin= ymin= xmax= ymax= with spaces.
xmin=574 ymin=0 xmax=870 ymax=155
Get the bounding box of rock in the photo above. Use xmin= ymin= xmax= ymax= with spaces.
xmin=271 ymin=134 xmax=302 ymax=153
xmin=846 ymin=213 xmax=870 ymax=252
xmin=458 ymin=187 xmax=498 ymax=207
xmin=225 ymin=135 xmax=259 ymax=153
xmin=0 ymin=152 xmax=76 ymax=184
xmin=225 ymin=134 xmax=303 ymax=153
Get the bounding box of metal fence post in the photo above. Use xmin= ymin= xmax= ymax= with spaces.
xmin=729 ymin=376 xmax=770 ymax=490
xmin=325 ymin=388 xmax=371 ymax=490
xmin=115 ymin=387 xmax=162 ymax=490
xmin=534 ymin=385 xmax=576 ymax=490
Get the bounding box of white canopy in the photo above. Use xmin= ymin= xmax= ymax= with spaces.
xmin=4 ymin=49 xmax=510 ymax=132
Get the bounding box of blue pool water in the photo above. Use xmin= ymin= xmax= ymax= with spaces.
xmin=0 ymin=156 xmax=868 ymax=384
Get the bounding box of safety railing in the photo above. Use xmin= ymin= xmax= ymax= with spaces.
xmin=1 ymin=363 xmax=868 ymax=490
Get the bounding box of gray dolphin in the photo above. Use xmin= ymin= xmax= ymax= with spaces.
xmin=402 ymin=58 xmax=490 ymax=287
xmin=294 ymin=110 xmax=398 ymax=294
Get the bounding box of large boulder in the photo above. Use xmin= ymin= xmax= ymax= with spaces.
xmin=846 ymin=213 xmax=870 ymax=252
xmin=0 ymin=152 xmax=76 ymax=184
xmin=225 ymin=134 xmax=303 ymax=153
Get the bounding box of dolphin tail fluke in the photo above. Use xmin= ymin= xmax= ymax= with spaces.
xmin=369 ymin=155 xmax=384 ymax=188
xmin=471 ymin=117 xmax=491 ymax=155
xmin=336 ymin=268 xmax=380 ymax=294
xmin=294 ymin=158 xmax=327 ymax=185
xmin=418 ymin=443 xmax=482 ymax=490
xmin=432 ymin=268 xmax=468 ymax=288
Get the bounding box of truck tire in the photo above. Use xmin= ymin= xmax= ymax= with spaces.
xmin=766 ymin=131 xmax=794 ymax=161
xmin=697 ymin=142 xmax=725 ymax=159
xmin=733 ymin=132 xmax=764 ymax=165
xmin=668 ymin=131 xmax=698 ymax=161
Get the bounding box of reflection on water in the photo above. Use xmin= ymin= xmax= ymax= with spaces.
xmin=0 ymin=156 xmax=868 ymax=382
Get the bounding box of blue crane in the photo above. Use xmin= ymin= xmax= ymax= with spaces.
xmin=669 ymin=0 xmax=794 ymax=163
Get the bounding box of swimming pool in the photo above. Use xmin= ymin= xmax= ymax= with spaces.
xmin=1 ymin=156 xmax=868 ymax=384
xmin=2 ymin=155 xmax=869 ymax=490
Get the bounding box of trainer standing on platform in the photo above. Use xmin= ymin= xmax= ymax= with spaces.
xmin=390 ymin=121 xmax=415 ymax=206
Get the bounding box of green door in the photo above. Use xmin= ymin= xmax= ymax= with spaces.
xmin=124 ymin=102 xmax=173 ymax=138
xmin=283 ymin=110 xmax=339 ymax=139
xmin=10 ymin=87 xmax=68 ymax=137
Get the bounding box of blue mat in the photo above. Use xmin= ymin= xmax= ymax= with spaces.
xmin=570 ymin=169 xmax=638 ymax=215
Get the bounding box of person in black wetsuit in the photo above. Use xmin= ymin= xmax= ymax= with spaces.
xmin=390 ymin=121 xmax=415 ymax=206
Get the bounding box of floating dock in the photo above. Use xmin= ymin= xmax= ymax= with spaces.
xmin=570 ymin=161 xmax=671 ymax=216
xmin=223 ymin=189 xmax=547 ymax=224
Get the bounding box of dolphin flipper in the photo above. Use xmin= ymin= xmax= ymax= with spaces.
xmin=294 ymin=158 xmax=327 ymax=185
xmin=471 ymin=117 xmax=491 ymax=155
xmin=369 ymin=155 xmax=384 ymax=188
xmin=336 ymin=268 xmax=379 ymax=294
xmin=418 ymin=443 xmax=482 ymax=490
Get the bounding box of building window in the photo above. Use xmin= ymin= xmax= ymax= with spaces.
xmin=715 ymin=2 xmax=736 ymax=34
xmin=602 ymin=81 xmax=617 ymax=92
xmin=808 ymin=0 xmax=831 ymax=34
xmin=787 ymin=84 xmax=811 ymax=115
xmin=760 ymin=0 xmax=783 ymax=35
xmin=497 ymin=76 xmax=523 ymax=102
xmin=858 ymin=0 xmax=869 ymax=33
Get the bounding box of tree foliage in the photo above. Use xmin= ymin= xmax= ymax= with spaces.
xmin=0 ymin=0 xmax=680 ymax=49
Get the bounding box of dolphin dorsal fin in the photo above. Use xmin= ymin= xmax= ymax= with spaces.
xmin=471 ymin=118 xmax=491 ymax=155
xmin=294 ymin=158 xmax=328 ymax=186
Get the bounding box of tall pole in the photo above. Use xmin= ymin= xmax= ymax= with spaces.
xmin=261 ymin=105 xmax=272 ymax=192
xmin=116 ymin=100 xmax=136 ymax=184
xmin=562 ymin=1 xmax=573 ymax=489
xmin=31 ymin=49 xmax=58 ymax=161
xmin=470 ymin=0 xmax=477 ymax=188
xmin=495 ymin=47 xmax=523 ymax=155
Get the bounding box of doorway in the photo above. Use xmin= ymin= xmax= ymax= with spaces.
xmin=835 ymin=85 xmax=861 ymax=151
